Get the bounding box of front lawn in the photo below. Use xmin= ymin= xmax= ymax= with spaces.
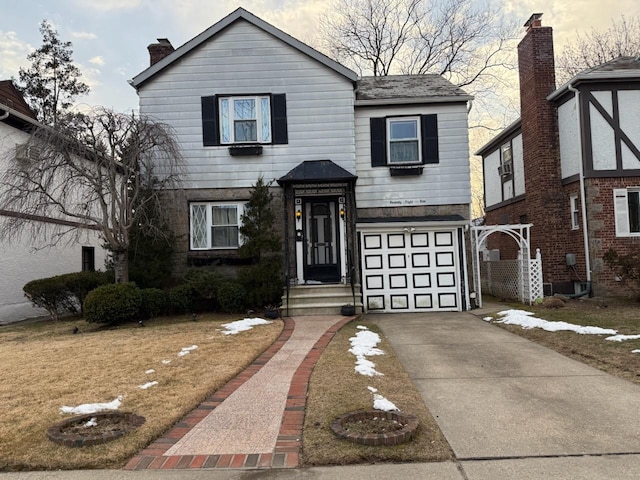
xmin=484 ymin=298 xmax=640 ymax=385
xmin=0 ymin=314 xmax=282 ymax=471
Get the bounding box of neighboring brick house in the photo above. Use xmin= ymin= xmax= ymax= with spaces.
xmin=130 ymin=8 xmax=473 ymax=313
xmin=0 ymin=81 xmax=107 ymax=323
xmin=476 ymin=14 xmax=640 ymax=296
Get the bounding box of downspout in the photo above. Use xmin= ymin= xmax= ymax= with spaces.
xmin=0 ymin=108 xmax=9 ymax=120
xmin=567 ymin=83 xmax=592 ymax=294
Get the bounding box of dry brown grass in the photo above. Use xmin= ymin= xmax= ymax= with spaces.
xmin=487 ymin=298 xmax=640 ymax=385
xmin=0 ymin=314 xmax=282 ymax=471
xmin=302 ymin=320 xmax=453 ymax=466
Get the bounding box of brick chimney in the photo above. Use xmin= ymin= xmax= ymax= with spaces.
xmin=148 ymin=38 xmax=174 ymax=66
xmin=518 ymin=13 xmax=568 ymax=286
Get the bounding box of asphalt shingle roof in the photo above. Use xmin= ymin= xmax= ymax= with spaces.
xmin=356 ymin=75 xmax=471 ymax=101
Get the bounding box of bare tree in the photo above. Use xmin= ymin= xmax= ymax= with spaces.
xmin=556 ymin=16 xmax=640 ymax=85
xmin=0 ymin=108 xmax=183 ymax=283
xmin=319 ymin=0 xmax=519 ymax=89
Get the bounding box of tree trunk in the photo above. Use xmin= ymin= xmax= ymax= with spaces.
xmin=113 ymin=250 xmax=129 ymax=284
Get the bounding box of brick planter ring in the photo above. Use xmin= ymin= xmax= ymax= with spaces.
xmin=47 ymin=412 xmax=145 ymax=447
xmin=330 ymin=410 xmax=418 ymax=446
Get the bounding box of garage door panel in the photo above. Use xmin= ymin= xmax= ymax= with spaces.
xmin=361 ymin=229 xmax=461 ymax=312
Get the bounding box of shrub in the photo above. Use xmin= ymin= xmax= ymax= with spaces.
xmin=167 ymin=284 xmax=194 ymax=314
xmin=84 ymin=283 xmax=142 ymax=325
xmin=217 ymin=282 xmax=247 ymax=313
xmin=184 ymin=269 xmax=224 ymax=310
xmin=23 ymin=271 xmax=112 ymax=320
xmin=604 ymin=248 xmax=640 ymax=300
xmin=238 ymin=257 xmax=283 ymax=307
xmin=139 ymin=288 xmax=167 ymax=319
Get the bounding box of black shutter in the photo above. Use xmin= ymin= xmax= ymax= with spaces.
xmin=421 ymin=114 xmax=439 ymax=164
xmin=370 ymin=117 xmax=387 ymax=167
xmin=201 ymin=96 xmax=219 ymax=146
xmin=271 ymin=94 xmax=288 ymax=144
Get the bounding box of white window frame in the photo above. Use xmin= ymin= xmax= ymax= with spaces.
xmin=499 ymin=143 xmax=513 ymax=176
xmin=570 ymin=194 xmax=579 ymax=230
xmin=613 ymin=188 xmax=640 ymax=237
xmin=190 ymin=202 xmax=245 ymax=250
xmin=386 ymin=117 xmax=422 ymax=165
xmin=219 ymin=96 xmax=271 ymax=144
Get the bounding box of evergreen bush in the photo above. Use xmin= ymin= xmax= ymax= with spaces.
xmin=139 ymin=288 xmax=167 ymax=319
xmin=83 ymin=283 xmax=142 ymax=324
xmin=217 ymin=282 xmax=247 ymax=313
xmin=167 ymin=284 xmax=194 ymax=314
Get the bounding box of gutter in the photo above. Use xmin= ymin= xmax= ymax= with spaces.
xmin=0 ymin=107 xmax=9 ymax=121
xmin=567 ymin=83 xmax=592 ymax=292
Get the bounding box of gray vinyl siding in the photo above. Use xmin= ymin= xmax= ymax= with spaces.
xmin=137 ymin=20 xmax=356 ymax=189
xmin=355 ymin=104 xmax=471 ymax=208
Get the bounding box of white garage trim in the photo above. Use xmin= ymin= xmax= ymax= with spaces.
xmin=358 ymin=221 xmax=468 ymax=313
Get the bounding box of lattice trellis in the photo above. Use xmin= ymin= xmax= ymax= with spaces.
xmin=471 ymin=225 xmax=544 ymax=307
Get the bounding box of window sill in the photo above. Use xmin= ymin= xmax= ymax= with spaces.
xmin=228 ymin=145 xmax=263 ymax=156
xmin=389 ymin=165 xmax=424 ymax=176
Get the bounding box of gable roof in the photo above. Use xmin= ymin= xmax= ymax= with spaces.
xmin=130 ymin=8 xmax=358 ymax=89
xmin=548 ymin=56 xmax=640 ymax=101
xmin=0 ymin=80 xmax=37 ymax=120
xmin=356 ymin=75 xmax=472 ymax=106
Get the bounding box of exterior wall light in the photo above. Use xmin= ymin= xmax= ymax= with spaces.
xmin=339 ymin=208 xmax=345 ymax=219
xmin=296 ymin=210 xmax=302 ymax=220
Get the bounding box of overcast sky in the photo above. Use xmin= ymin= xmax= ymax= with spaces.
xmin=1 ymin=0 xmax=639 ymax=114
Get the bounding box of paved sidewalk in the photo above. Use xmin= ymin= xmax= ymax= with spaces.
xmin=125 ymin=315 xmax=351 ymax=471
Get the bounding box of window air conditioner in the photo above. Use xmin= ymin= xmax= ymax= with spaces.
xmin=15 ymin=144 xmax=41 ymax=162
xmin=498 ymin=161 xmax=513 ymax=177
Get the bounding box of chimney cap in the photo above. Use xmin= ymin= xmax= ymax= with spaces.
xmin=156 ymin=38 xmax=172 ymax=46
xmin=524 ymin=13 xmax=543 ymax=28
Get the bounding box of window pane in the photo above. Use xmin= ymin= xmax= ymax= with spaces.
xmin=261 ymin=97 xmax=271 ymax=142
xmin=212 ymin=226 xmax=239 ymax=248
xmin=390 ymin=141 xmax=419 ymax=163
xmin=212 ymin=206 xmax=237 ymax=226
xmin=220 ymin=98 xmax=230 ymax=143
xmin=192 ymin=205 xmax=208 ymax=248
xmin=629 ymin=191 xmax=640 ymax=233
xmin=234 ymin=99 xmax=256 ymax=120
xmin=390 ymin=120 xmax=417 ymax=140
xmin=234 ymin=120 xmax=257 ymax=142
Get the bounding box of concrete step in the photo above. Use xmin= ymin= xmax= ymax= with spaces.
xmin=282 ymin=284 xmax=362 ymax=316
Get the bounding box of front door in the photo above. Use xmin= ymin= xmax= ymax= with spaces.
xmin=304 ymin=198 xmax=340 ymax=282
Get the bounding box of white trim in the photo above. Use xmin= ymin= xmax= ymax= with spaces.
xmin=570 ymin=194 xmax=579 ymax=230
xmin=614 ymin=187 xmax=640 ymax=237
xmin=219 ymin=96 xmax=271 ymax=144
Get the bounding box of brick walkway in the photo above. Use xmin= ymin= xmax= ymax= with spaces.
xmin=124 ymin=315 xmax=352 ymax=471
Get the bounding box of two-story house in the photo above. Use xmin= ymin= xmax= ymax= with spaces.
xmin=0 ymin=80 xmax=107 ymax=323
xmin=130 ymin=8 xmax=473 ymax=313
xmin=477 ymin=14 xmax=640 ymax=297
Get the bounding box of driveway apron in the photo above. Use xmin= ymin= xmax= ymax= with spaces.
xmin=370 ymin=311 xmax=640 ymax=460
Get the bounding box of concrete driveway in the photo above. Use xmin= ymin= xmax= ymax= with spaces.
xmin=370 ymin=308 xmax=640 ymax=478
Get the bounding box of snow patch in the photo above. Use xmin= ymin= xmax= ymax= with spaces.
xmin=84 ymin=417 xmax=97 ymax=428
xmin=60 ymin=396 xmax=122 ymax=415
xmin=373 ymin=394 xmax=399 ymax=412
xmin=496 ymin=310 xmax=617 ymax=335
xmin=606 ymin=334 xmax=640 ymax=342
xmin=145 ymin=369 xmax=155 ymax=374
xmin=178 ymin=345 xmax=198 ymax=357
xmin=367 ymin=386 xmax=378 ymax=393
xmin=349 ymin=327 xmax=385 ymax=377
xmin=222 ymin=318 xmax=272 ymax=335
xmin=482 ymin=316 xmax=493 ymax=322
xmin=161 ymin=359 xmax=171 ymax=365
xmin=138 ymin=381 xmax=158 ymax=390
xmin=633 ymin=350 xmax=640 ymax=354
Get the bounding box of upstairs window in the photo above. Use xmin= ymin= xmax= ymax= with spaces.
xmin=613 ymin=188 xmax=640 ymax=237
xmin=570 ymin=194 xmax=579 ymax=230
xmin=370 ymin=114 xmax=439 ymax=170
xmin=201 ymin=94 xmax=288 ymax=147
xmin=220 ymin=96 xmax=271 ymax=144
xmin=387 ymin=118 xmax=421 ymax=164
xmin=190 ymin=202 xmax=245 ymax=250
xmin=499 ymin=143 xmax=513 ymax=177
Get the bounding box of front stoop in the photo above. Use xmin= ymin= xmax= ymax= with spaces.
xmin=282 ymin=284 xmax=363 ymax=316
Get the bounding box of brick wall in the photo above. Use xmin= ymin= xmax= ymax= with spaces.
xmin=585 ymin=176 xmax=640 ymax=296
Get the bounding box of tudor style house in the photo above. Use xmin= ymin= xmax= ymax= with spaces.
xmin=477 ymin=14 xmax=640 ymax=297
xmin=0 ymin=81 xmax=107 ymax=323
xmin=130 ymin=8 xmax=473 ymax=314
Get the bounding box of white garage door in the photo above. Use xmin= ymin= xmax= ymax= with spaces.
xmin=360 ymin=228 xmax=461 ymax=312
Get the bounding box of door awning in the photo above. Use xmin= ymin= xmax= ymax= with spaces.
xmin=277 ymin=160 xmax=357 ymax=186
